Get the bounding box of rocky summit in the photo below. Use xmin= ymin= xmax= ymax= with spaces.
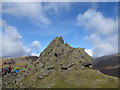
xmin=37 ymin=37 xmax=91 ymax=66
xmin=35 ymin=36 xmax=92 ymax=79
xmin=2 ymin=36 xmax=118 ymax=88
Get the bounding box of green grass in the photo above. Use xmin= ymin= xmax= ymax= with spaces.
xmin=33 ymin=70 xmax=76 ymax=88
xmin=64 ymin=69 xmax=118 ymax=88
xmin=6 ymin=69 xmax=118 ymax=88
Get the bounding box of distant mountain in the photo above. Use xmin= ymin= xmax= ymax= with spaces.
xmin=2 ymin=56 xmax=38 ymax=67
xmin=93 ymin=54 xmax=119 ymax=68
xmin=93 ymin=54 xmax=120 ymax=77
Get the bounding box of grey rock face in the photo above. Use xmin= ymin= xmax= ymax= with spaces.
xmin=38 ymin=68 xmax=53 ymax=79
xmin=36 ymin=36 xmax=92 ymax=74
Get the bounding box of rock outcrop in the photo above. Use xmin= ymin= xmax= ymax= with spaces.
xmin=35 ymin=36 xmax=92 ymax=79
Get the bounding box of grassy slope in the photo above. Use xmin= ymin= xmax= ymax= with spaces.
xmin=18 ymin=69 xmax=118 ymax=88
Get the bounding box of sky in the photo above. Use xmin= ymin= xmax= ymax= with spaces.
xmin=0 ymin=2 xmax=118 ymax=58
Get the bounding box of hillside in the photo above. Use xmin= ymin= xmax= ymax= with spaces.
xmin=93 ymin=54 xmax=120 ymax=68
xmin=93 ymin=54 xmax=120 ymax=78
xmin=2 ymin=56 xmax=38 ymax=67
xmin=2 ymin=36 xmax=118 ymax=88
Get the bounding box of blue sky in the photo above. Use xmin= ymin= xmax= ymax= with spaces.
xmin=1 ymin=2 xmax=118 ymax=57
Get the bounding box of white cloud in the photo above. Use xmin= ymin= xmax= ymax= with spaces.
xmin=31 ymin=40 xmax=41 ymax=56
xmin=77 ymin=9 xmax=118 ymax=57
xmin=85 ymin=34 xmax=118 ymax=57
xmin=2 ymin=2 xmax=51 ymax=25
xmin=2 ymin=2 xmax=71 ymax=26
xmin=44 ymin=2 xmax=70 ymax=15
xmin=31 ymin=40 xmax=41 ymax=50
xmin=0 ymin=20 xmax=32 ymax=58
xmin=77 ymin=9 xmax=117 ymax=35
xmin=31 ymin=53 xmax=39 ymax=56
xmin=85 ymin=49 xmax=93 ymax=56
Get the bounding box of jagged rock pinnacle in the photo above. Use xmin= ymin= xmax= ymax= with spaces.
xmin=54 ymin=36 xmax=64 ymax=43
xmin=44 ymin=36 xmax=65 ymax=50
xmin=50 ymin=36 xmax=64 ymax=45
xmin=37 ymin=36 xmax=92 ymax=71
